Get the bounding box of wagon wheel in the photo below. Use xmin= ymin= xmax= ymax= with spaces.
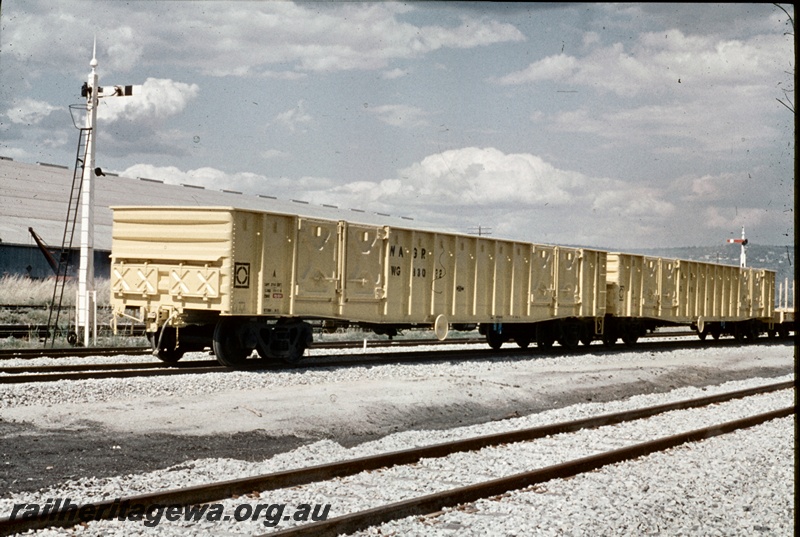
xmin=710 ymin=325 xmax=722 ymax=340
xmin=621 ymin=330 xmax=640 ymax=346
xmin=732 ymin=322 xmax=747 ymax=343
xmin=744 ymin=322 xmax=760 ymax=341
xmin=515 ymin=335 xmax=531 ymax=349
xmin=148 ymin=328 xmax=184 ymax=363
xmin=695 ymin=318 xmax=706 ymax=341
xmin=767 ymin=328 xmax=777 ymax=339
xmin=535 ymin=324 xmax=555 ymax=350
xmin=579 ymin=324 xmax=594 ymax=346
xmin=274 ymin=320 xmax=313 ymax=365
xmin=557 ymin=322 xmax=580 ymax=350
xmin=213 ymin=318 xmax=252 ymax=367
xmin=485 ymin=327 xmax=505 ymax=350
xmin=601 ymin=333 xmax=618 ymax=348
xmin=255 ymin=325 xmax=275 ymax=361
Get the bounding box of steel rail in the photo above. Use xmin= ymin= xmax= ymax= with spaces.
xmin=0 ymin=381 xmax=792 ymax=536
xmin=0 ymin=338 xmax=483 ymax=361
xmin=2 ymin=326 xmax=786 ymax=361
xmin=0 ymin=327 xmax=770 ymax=360
xmin=266 ymin=406 xmax=795 ymax=537
xmin=0 ymin=349 xmax=488 ymax=382
xmin=0 ymin=346 xmax=150 ymax=360
xmin=1 ymin=337 xmax=791 ymax=384
xmin=0 ymin=365 xmax=230 ymax=384
xmin=0 ymin=359 xmax=219 ymax=374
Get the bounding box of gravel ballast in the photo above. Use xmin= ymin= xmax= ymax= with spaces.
xmin=0 ymin=341 xmax=794 ymax=535
xmin=361 ymin=417 xmax=793 ymax=537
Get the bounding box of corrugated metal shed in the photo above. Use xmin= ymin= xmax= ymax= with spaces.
xmin=0 ymin=157 xmax=422 ymax=250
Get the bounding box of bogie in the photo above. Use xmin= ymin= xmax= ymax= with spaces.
xmin=213 ymin=318 xmax=254 ymax=367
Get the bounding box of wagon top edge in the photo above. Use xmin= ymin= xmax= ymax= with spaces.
xmin=110 ymin=205 xmax=608 ymax=253
xmin=606 ymin=251 xmax=777 ymax=274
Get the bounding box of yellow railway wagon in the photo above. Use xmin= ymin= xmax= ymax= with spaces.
xmin=110 ymin=206 xmax=607 ymax=365
xmin=605 ymin=253 xmax=775 ymax=344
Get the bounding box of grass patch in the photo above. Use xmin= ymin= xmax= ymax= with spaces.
xmin=0 ymin=276 xmax=141 ymax=348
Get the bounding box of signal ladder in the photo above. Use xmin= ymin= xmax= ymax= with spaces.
xmin=45 ymin=127 xmax=92 ymax=347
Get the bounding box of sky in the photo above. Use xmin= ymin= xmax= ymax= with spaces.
xmin=0 ymin=1 xmax=795 ymax=250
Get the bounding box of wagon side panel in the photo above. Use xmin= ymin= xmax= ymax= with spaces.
xmin=640 ymin=257 xmax=661 ymax=318
xmin=530 ymin=245 xmax=557 ymax=319
xmin=579 ymin=249 xmax=607 ymax=319
xmin=340 ymin=223 xmax=388 ymax=321
xmin=451 ymin=235 xmax=478 ymax=320
xmin=228 ymin=210 xmax=267 ymax=315
xmin=554 ymin=246 xmax=583 ymax=318
xmin=509 ymin=242 xmax=531 ymax=320
xmin=381 ymin=227 xmax=439 ymax=324
xmin=606 ymin=253 xmax=637 ymax=318
xmin=429 ymin=233 xmax=457 ymax=321
xmin=660 ymin=258 xmax=679 ymax=320
xmin=258 ymin=213 xmax=297 ymax=317
xmin=383 ymin=228 xmax=414 ymax=322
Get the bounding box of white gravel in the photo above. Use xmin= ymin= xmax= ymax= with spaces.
xmin=2 ymin=375 xmax=795 ymax=536
xmin=361 ymin=417 xmax=794 ymax=537
xmin=0 ymin=342 xmax=788 ymax=409
xmin=0 ymin=342 xmax=794 ymax=535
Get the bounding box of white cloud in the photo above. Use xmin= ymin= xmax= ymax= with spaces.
xmin=2 ymin=3 xmax=791 ymax=248
xmin=497 ymin=29 xmax=791 ymax=98
xmin=117 ymin=164 xmax=335 ymax=196
xmin=495 ymin=54 xmax=579 ymax=85
xmin=114 ymin=144 xmax=787 ymax=250
xmin=394 ymin=147 xmax=584 ymax=207
xmin=97 ymin=78 xmax=199 ymax=122
xmin=273 ymin=101 xmax=312 ymax=132
xmin=104 ymin=26 xmax=144 ymax=73
xmin=6 ymin=98 xmax=59 ymax=124
xmin=381 ymin=68 xmax=409 ymax=80
xmin=703 ymin=206 xmax=772 ymax=230
xmin=369 ymin=104 xmax=429 ymax=128
xmin=261 ymin=149 xmax=291 ymax=160
xmin=591 ymin=188 xmax=675 ymax=219
xmin=549 ymin=86 xmax=785 ymax=155
xmin=260 ymin=70 xmax=307 ymax=81
xmin=88 ymin=2 xmax=523 ymax=76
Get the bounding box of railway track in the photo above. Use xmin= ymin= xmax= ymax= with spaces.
xmin=0 ymin=336 xmax=485 ymax=360
xmin=0 ymin=335 xmax=790 ymax=384
xmin=0 ymin=380 xmax=792 ymax=536
xmin=0 ymin=346 xmax=150 ymax=360
xmin=0 ymin=327 xmax=788 ymax=362
xmin=0 ymin=335 xmax=789 ymax=384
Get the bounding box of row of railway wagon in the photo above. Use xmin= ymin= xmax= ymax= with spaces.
xmin=109 ymin=206 xmax=792 ymax=367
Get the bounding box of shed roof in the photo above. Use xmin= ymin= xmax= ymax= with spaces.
xmin=0 ymin=158 xmax=421 ymax=251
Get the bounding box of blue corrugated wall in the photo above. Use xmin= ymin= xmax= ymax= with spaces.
xmin=0 ymin=244 xmax=110 ymax=280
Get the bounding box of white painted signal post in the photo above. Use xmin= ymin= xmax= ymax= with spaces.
xmin=76 ymin=40 xmax=136 ymax=346
xmin=726 ymin=227 xmax=748 ymax=268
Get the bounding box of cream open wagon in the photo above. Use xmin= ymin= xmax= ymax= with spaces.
xmin=605 ymin=253 xmax=775 ymax=344
xmin=110 ymin=206 xmax=606 ymax=366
